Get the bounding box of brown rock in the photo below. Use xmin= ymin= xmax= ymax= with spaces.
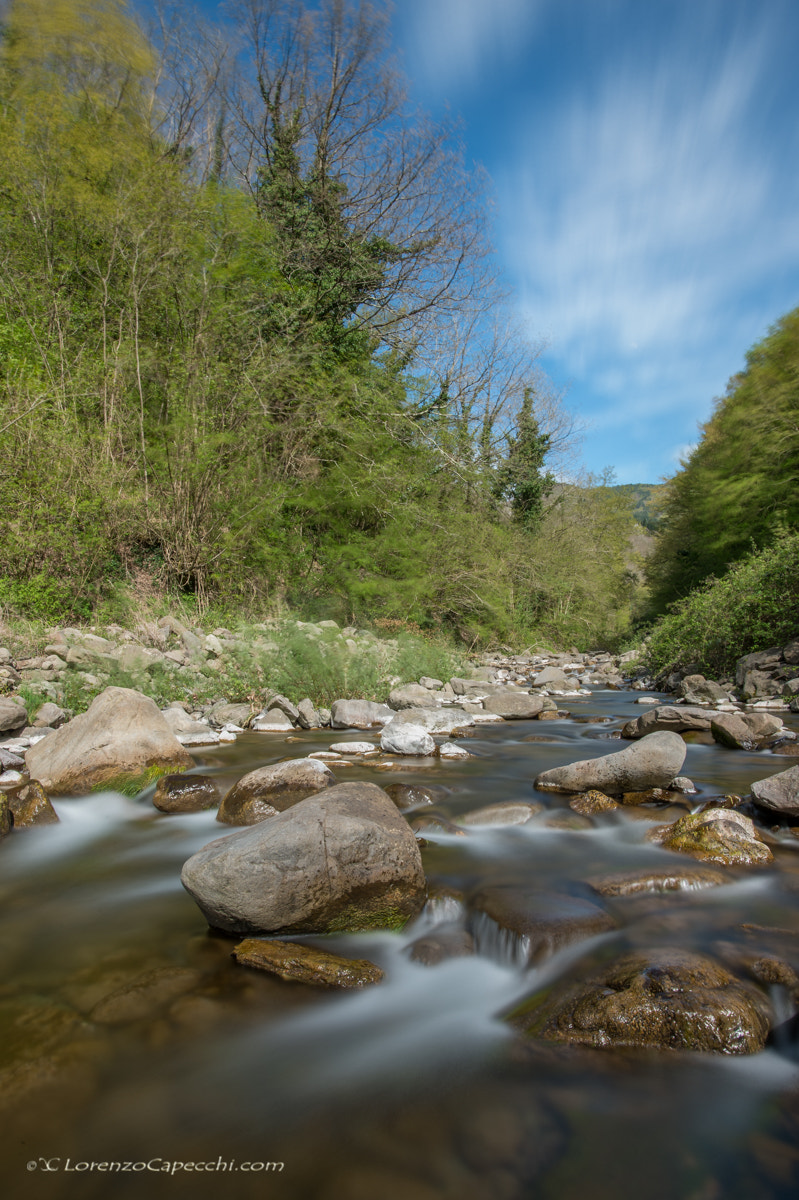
xmin=153 ymin=774 xmax=221 ymax=813
xmin=514 ymin=948 xmax=772 ymax=1053
xmin=649 ymin=808 xmax=773 ymax=866
xmin=7 ymin=781 xmax=59 ymax=827
xmin=217 ymin=758 xmax=336 ymax=825
xmin=232 ymin=939 xmax=383 ymax=987
xmin=470 ymin=887 xmax=615 ymax=963
xmin=90 ymin=967 xmax=203 ymax=1024
xmin=587 ymin=866 xmax=728 ymax=896
xmin=570 ymin=790 xmax=621 ymax=815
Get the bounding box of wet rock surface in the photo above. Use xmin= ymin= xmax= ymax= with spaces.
xmin=648 ymin=808 xmax=773 ymax=866
xmin=469 ymin=887 xmax=616 ymax=963
xmin=7 ymin=780 xmax=59 ymax=827
xmin=515 ymin=948 xmax=773 ymax=1053
xmin=232 ymin=939 xmax=384 ymax=987
xmin=217 ymin=757 xmax=336 ymax=825
xmin=153 ymin=773 xmax=221 ymax=813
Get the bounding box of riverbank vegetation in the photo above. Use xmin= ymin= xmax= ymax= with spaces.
xmin=0 ymin=0 xmax=642 ymax=651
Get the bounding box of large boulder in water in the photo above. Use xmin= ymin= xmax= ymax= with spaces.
xmin=181 ymin=781 xmax=426 ymax=935
xmin=513 ymin=948 xmax=772 ymax=1053
xmin=534 ymin=731 xmax=686 ymax=795
xmin=24 ymin=686 xmax=192 ymax=796
xmin=750 ymin=764 xmax=799 ymax=817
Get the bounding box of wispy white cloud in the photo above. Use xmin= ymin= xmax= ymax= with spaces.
xmin=401 ymin=0 xmax=542 ymax=95
xmin=507 ymin=23 xmax=788 ymax=361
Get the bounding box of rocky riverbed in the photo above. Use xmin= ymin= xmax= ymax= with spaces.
xmin=1 ymin=625 xmax=799 ymax=1198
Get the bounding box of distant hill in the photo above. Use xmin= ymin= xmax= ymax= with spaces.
xmin=609 ymin=483 xmax=666 ymax=532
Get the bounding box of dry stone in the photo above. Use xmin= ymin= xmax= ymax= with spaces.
xmin=24 ymin=687 xmax=191 ymax=796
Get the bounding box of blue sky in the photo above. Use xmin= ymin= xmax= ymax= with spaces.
xmin=391 ymin=0 xmax=799 ymax=483
xmin=186 ymin=0 xmax=799 ymax=484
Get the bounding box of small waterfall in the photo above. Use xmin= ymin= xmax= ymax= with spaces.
xmin=470 ymin=911 xmax=532 ymax=967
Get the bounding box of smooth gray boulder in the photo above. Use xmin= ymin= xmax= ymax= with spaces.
xmin=389 ymin=706 xmax=474 ymax=734
xmin=535 ymin=731 xmax=687 ymax=795
xmin=217 ymin=758 xmax=336 ymax=825
xmin=330 ymin=699 xmax=394 ymax=729
xmin=0 ymin=697 xmax=27 ymax=733
xmin=622 ymin=706 xmax=715 ymax=738
xmin=380 ymin=721 xmax=436 ymax=756
xmin=32 ymin=702 xmax=67 ymax=729
xmin=750 ymin=765 xmax=799 ymax=817
xmin=24 ymin=687 xmax=192 ymax=796
xmin=388 ymin=683 xmax=437 ymax=710
xmin=483 ymin=694 xmax=545 ymax=720
xmin=181 ymin=781 xmax=426 ymax=935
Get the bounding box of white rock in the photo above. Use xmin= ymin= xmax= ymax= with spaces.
xmin=0 ymin=770 xmax=25 ymax=787
xmin=439 ymin=742 xmax=472 ymax=760
xmin=176 ymin=731 xmax=221 ymax=746
xmin=329 ymin=741 xmax=377 ymax=755
xmin=380 ymin=722 xmax=436 ymax=756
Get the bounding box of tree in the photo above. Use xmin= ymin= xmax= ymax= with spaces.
xmin=493 ymin=388 xmax=555 ymax=529
xmin=646 ymin=305 xmax=799 ymax=612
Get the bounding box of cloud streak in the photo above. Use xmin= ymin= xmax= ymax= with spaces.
xmin=400 ymin=0 xmax=541 ymax=96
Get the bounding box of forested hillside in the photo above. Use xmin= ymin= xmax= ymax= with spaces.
xmin=643 ymin=305 xmax=799 ymax=676
xmin=646 ymin=307 xmax=799 ymax=613
xmin=0 ymin=0 xmax=640 ymax=648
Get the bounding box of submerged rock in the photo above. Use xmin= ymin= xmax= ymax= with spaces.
xmin=24 ymin=686 xmax=192 ymax=796
xmin=90 ymin=966 xmax=203 ymax=1025
xmin=232 ymin=939 xmax=383 ymax=987
xmin=469 ymin=886 xmax=615 ymax=963
xmin=587 ymin=866 xmax=729 ymax=897
xmin=648 ymin=808 xmax=773 ymax=866
xmin=182 ymin=781 xmax=426 ymax=935
xmin=383 ymin=783 xmax=446 ymax=811
xmin=407 ymin=927 xmax=475 ymax=965
xmin=534 ymin=731 xmax=686 ymax=795
xmin=458 ymin=801 xmax=542 ymax=827
xmin=153 ymin=774 xmax=221 ymax=814
xmin=217 ymin=758 xmax=336 ymax=825
xmin=514 ymin=948 xmax=772 ymax=1053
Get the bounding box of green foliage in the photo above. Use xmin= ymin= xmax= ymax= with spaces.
xmin=647 ymin=307 xmax=799 ymax=612
xmin=0 ymin=573 xmax=90 ymax=622
xmin=644 ymin=530 xmax=799 ymax=679
xmin=609 ymin=483 xmax=666 ymax=532
xmin=0 ymin=0 xmax=637 ymax=651
xmin=493 ymin=388 xmax=554 ymax=530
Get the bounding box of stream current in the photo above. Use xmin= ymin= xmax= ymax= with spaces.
xmin=2 ymin=687 xmax=799 ymax=1200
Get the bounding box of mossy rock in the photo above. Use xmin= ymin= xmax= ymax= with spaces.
xmin=512 ymin=948 xmax=772 ymax=1054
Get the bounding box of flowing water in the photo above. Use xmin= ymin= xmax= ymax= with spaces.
xmin=2 ymin=689 xmax=799 ymax=1200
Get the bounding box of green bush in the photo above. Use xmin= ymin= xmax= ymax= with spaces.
xmin=644 ymin=530 xmax=799 ymax=678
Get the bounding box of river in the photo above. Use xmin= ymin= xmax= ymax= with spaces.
xmin=2 ymin=687 xmax=798 ymax=1199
